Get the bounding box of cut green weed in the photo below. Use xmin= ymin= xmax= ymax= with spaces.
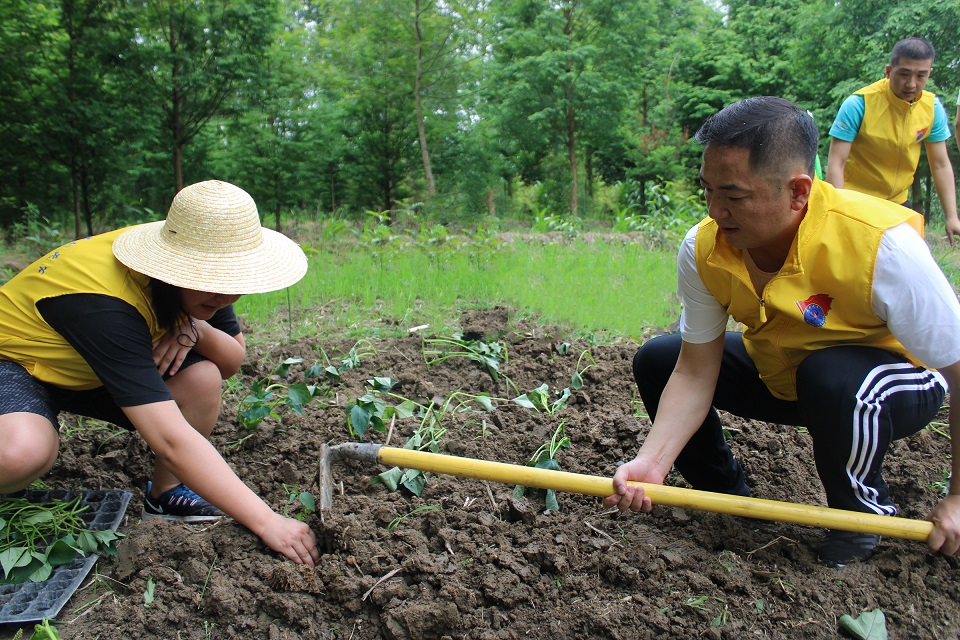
xmin=422 ymin=333 xmax=509 ymax=385
xmin=386 ymin=505 xmax=443 ymax=532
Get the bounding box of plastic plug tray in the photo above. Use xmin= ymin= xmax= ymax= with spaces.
xmin=0 ymin=489 xmax=132 ymax=624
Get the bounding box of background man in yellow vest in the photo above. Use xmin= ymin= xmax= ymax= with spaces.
xmin=603 ymin=96 xmax=960 ymax=568
xmin=825 ymin=37 xmax=960 ymax=244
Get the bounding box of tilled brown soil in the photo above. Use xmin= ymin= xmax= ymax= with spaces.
xmin=5 ymin=307 xmax=960 ymax=639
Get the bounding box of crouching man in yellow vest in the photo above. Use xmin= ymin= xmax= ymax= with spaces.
xmin=604 ymin=97 xmax=960 ymax=568
xmin=826 ymin=37 xmax=960 ymax=244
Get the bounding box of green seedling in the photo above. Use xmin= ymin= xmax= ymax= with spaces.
xmin=465 ymin=222 xmax=503 ymax=271
xmin=369 ymin=388 xmax=500 ymax=495
xmin=372 ymin=421 xmax=447 ymax=497
xmin=931 ymin=468 xmax=951 ymax=496
xmin=684 ymin=595 xmax=719 ymax=611
xmin=386 ymin=505 xmax=442 ymax=532
xmin=569 ymin=349 xmax=597 ymax=390
xmin=25 ymin=618 xmax=61 ymax=640
xmin=422 ymin=333 xmax=509 ymax=384
xmin=512 ymin=383 xmax=570 ymax=414
xmin=281 ymin=485 xmax=316 ymax=522
xmin=0 ymin=495 xmax=123 ymax=585
xmin=513 ymin=421 xmax=571 ymax=511
xmin=302 ymin=344 xmax=345 ymax=384
xmin=339 ymin=339 xmax=378 ymax=370
xmin=237 ymin=358 xmax=325 ymax=431
xmin=143 ymin=576 xmax=155 ymax=607
xmin=344 ymin=377 xmax=422 ymax=438
xmin=712 ymin=603 xmax=730 ymax=627
xmin=238 ymin=379 xmax=318 ymax=430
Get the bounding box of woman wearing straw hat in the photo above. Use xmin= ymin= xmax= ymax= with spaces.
xmin=0 ymin=180 xmax=319 ymax=566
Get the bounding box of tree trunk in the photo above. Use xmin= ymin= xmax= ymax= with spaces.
xmin=330 ymin=161 xmax=337 ymax=213
xmin=81 ymin=169 xmax=92 ymax=236
xmin=585 ymin=149 xmax=593 ymax=199
xmin=564 ymin=4 xmax=577 ymax=217
xmin=72 ymin=165 xmax=82 ymax=239
xmin=414 ymin=0 xmax=436 ymax=197
xmin=170 ymin=4 xmax=184 ymax=193
xmin=485 ymin=188 xmax=496 ymax=216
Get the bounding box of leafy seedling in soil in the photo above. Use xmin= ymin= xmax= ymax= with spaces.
xmin=281 ymin=485 xmax=317 ymax=522
xmin=839 ymin=608 xmax=887 ymax=640
xmin=569 ymin=348 xmax=597 ymax=390
xmin=143 ymin=575 xmax=155 ymax=607
xmin=513 ymin=421 xmax=571 ymax=511
xmin=338 ymin=339 xmax=377 ymax=371
xmin=367 ymin=388 xmax=499 ymax=495
xmin=422 ymin=333 xmax=509 ymax=385
xmin=512 ymin=383 xmax=571 ymax=414
xmin=0 ymin=495 xmax=123 ymax=585
xmin=371 ymin=419 xmax=448 ymax=496
xmin=237 ymin=358 xmax=323 ymax=431
xmin=344 ymin=377 xmax=422 ymax=438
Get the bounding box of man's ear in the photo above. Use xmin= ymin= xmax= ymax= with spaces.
xmin=885 ymin=64 xmax=892 ymax=79
xmin=788 ymin=174 xmax=813 ymax=211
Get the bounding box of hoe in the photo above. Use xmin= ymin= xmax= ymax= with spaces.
xmin=318 ymin=443 xmax=934 ymax=542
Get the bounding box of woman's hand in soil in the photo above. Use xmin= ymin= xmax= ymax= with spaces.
xmin=602 ymin=457 xmax=660 ymax=513
xmin=926 ymin=494 xmax=960 ymax=556
xmin=261 ymin=513 xmax=320 ymax=566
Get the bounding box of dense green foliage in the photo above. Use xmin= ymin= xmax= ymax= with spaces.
xmin=2 ymin=0 xmax=959 ymax=234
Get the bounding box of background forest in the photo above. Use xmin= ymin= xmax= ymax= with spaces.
xmin=2 ymin=0 xmax=960 ymax=239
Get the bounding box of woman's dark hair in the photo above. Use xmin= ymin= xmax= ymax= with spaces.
xmin=150 ymin=278 xmax=182 ymax=333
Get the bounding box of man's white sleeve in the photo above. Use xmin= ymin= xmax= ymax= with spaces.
xmin=677 ymin=226 xmax=729 ymax=343
xmin=874 ymin=223 xmax=960 ymax=368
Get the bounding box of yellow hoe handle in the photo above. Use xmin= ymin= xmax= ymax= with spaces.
xmin=376 ymin=446 xmax=933 ymax=542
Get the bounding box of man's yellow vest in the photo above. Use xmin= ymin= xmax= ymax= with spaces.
xmin=0 ymin=228 xmax=163 ymax=389
xmin=845 ymin=78 xmax=935 ymax=204
xmin=694 ymin=180 xmax=924 ymax=401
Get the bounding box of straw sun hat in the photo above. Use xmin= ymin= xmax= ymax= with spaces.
xmin=112 ymin=180 xmax=308 ymax=295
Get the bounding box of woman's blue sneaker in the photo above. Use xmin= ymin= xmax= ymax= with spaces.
xmin=142 ymin=481 xmax=224 ymax=522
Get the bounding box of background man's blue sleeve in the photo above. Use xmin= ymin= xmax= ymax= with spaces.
xmin=829 ymin=95 xmax=865 ymax=142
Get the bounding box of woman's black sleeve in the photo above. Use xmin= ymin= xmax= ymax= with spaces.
xmin=36 ymin=294 xmax=173 ymax=406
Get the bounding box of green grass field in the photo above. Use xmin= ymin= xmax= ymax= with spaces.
xmin=235 ymin=235 xmax=681 ymax=344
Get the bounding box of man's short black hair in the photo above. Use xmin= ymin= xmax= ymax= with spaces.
xmin=890 ymin=37 xmax=935 ymax=66
xmin=694 ymin=96 xmax=819 ymax=181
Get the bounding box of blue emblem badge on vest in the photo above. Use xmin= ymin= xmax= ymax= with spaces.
xmin=795 ymin=294 xmax=833 ymax=327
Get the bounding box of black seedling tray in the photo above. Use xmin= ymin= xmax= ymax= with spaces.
xmin=0 ymin=489 xmax=132 ymax=624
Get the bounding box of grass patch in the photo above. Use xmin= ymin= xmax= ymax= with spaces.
xmin=236 ymin=236 xmax=680 ymax=342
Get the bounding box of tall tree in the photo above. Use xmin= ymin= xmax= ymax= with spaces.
xmin=491 ymin=0 xmax=651 ymax=216
xmin=119 ymin=0 xmax=280 ymax=194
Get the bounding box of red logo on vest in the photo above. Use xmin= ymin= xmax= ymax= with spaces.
xmin=916 ymin=128 xmax=928 ymax=142
xmin=796 ymin=294 xmax=833 ymax=327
